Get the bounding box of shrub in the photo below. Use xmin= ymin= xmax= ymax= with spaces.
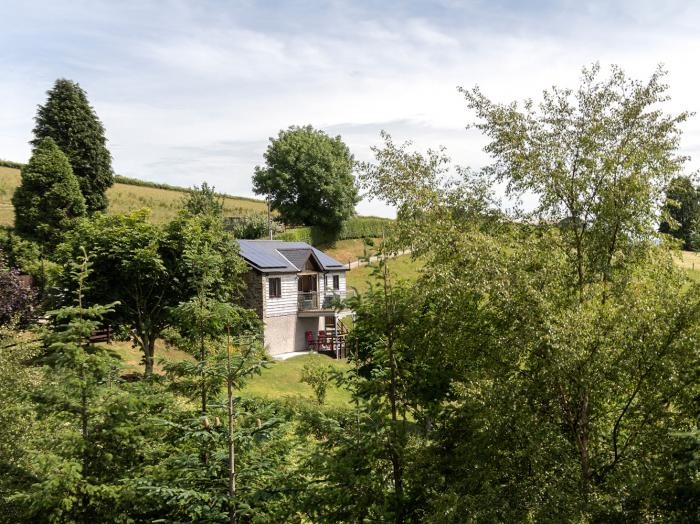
xmin=0 ymin=249 xmax=36 ymax=327
xmin=226 ymin=214 xmax=283 ymax=239
xmin=300 ymin=363 xmax=334 ymax=405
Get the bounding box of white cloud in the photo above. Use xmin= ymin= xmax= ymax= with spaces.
xmin=2 ymin=1 xmax=700 ymax=217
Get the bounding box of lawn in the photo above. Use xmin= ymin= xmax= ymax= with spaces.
xmin=241 ymin=353 xmax=353 ymax=408
xmin=346 ymin=254 xmax=423 ymax=291
xmin=0 ymin=166 xmax=267 ymax=226
xmin=105 ymin=339 xmax=195 ymax=374
xmin=106 ymin=339 xmax=353 ymax=408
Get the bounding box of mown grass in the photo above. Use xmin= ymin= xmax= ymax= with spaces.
xmin=241 ymin=353 xmax=353 ymax=408
xmin=105 ymin=339 xmax=195 ymax=374
xmin=106 ymin=340 xmax=352 ymax=407
xmin=0 ymin=166 xmax=267 ymax=226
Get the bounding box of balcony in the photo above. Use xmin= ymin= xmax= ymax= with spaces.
xmin=297 ymin=291 xmax=345 ymax=312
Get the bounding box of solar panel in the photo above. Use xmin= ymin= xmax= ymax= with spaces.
xmin=236 ymin=240 xmax=346 ymax=272
xmin=238 ymin=241 xmax=288 ymax=269
xmin=312 ymin=247 xmax=345 ymax=269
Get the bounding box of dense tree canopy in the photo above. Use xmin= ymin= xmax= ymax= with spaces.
xmin=660 ymin=176 xmax=700 ymax=250
xmin=352 ymin=64 xmax=700 ymax=520
xmin=12 ymin=137 xmax=86 ymax=247
xmin=2 ymin=64 xmax=699 ymax=523
xmin=33 ymin=79 xmax=114 ymax=213
xmin=252 ymin=125 xmax=359 ymax=233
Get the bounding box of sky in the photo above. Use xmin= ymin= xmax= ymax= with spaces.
xmin=2 ymin=0 xmax=700 ymax=217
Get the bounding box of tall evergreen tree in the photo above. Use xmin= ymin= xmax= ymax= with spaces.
xmin=12 ymin=137 xmax=86 ymax=246
xmin=33 ymin=79 xmax=114 ymax=213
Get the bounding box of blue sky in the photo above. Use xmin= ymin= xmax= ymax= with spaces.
xmin=2 ymin=0 xmax=700 ymax=216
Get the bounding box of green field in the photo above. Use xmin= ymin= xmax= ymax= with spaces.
xmin=346 ymin=253 xmax=423 ymax=290
xmin=0 ymin=165 xmax=267 ymax=226
xmin=322 ymin=238 xmax=380 ymax=265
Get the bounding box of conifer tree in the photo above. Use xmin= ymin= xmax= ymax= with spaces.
xmin=11 ymin=250 xmax=121 ymax=522
xmin=12 ymin=137 xmax=86 ymax=246
xmin=33 ymin=79 xmax=114 ymax=213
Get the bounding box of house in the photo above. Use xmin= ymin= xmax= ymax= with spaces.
xmin=237 ymin=240 xmax=351 ymax=356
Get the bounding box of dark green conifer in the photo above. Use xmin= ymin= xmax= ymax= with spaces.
xmin=33 ymin=79 xmax=114 ymax=212
xmin=12 ymin=137 xmax=86 ymax=246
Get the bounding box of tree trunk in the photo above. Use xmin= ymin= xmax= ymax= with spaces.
xmin=143 ymin=334 xmax=155 ymax=377
xmin=226 ymin=330 xmax=236 ymax=524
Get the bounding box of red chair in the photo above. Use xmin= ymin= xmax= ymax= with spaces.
xmin=318 ymin=330 xmax=327 ymax=349
xmin=305 ymin=330 xmax=315 ymax=350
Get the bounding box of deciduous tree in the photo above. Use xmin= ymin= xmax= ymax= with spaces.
xmin=253 ymin=125 xmax=359 ymax=234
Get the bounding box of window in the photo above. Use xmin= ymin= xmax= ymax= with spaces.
xmin=268 ymin=277 xmax=281 ymax=298
xmin=332 ymin=275 xmax=340 ymax=290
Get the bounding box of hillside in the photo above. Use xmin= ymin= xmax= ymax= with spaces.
xmin=0 ymin=165 xmax=267 ymax=226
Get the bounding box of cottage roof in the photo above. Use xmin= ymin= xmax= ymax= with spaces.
xmin=237 ymin=240 xmax=346 ymax=273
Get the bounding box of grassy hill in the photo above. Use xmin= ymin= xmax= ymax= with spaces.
xmin=0 ymin=165 xmax=267 ymax=226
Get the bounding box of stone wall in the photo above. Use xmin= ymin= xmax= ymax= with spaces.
xmin=240 ymin=269 xmax=265 ymax=319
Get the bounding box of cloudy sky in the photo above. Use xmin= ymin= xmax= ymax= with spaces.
xmin=2 ymin=0 xmax=700 ymax=217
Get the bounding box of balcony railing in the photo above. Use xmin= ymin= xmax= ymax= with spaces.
xmin=297 ymin=291 xmax=346 ymax=311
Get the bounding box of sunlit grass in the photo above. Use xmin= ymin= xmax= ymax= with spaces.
xmin=346 ymin=254 xmax=423 ymax=291
xmin=0 ymin=166 xmax=267 ymax=226
xmin=241 ymin=353 xmax=353 ymax=408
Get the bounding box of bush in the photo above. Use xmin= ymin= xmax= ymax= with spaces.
xmin=275 ymin=227 xmax=313 ymax=243
xmin=226 ymin=214 xmax=283 ymax=239
xmin=340 ymin=216 xmax=393 ymax=240
xmin=0 ymin=249 xmax=36 ymax=327
xmin=300 ymin=363 xmax=334 ymax=405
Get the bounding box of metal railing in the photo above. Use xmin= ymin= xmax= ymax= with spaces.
xmin=297 ymin=291 xmax=346 ymax=311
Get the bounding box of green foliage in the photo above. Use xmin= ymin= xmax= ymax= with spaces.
xmin=274 ymin=216 xmax=393 ymax=245
xmin=299 ymin=363 xmax=333 ymax=405
xmin=0 ymin=159 xmax=24 ymax=169
xmin=8 ymin=252 xmax=121 ymax=522
xmin=33 ymin=78 xmax=114 ymax=213
xmin=0 ymin=326 xmax=41 ymax=522
xmin=350 ymin=64 xmax=700 ymax=520
xmin=57 ymin=210 xmax=175 ymax=375
xmin=12 ymin=138 xmax=86 ymax=247
xmin=183 ymin=182 xmax=224 ymax=216
xmin=274 ymin=226 xmax=314 ymax=243
xmin=225 ymin=213 xmax=282 ymax=239
xmin=660 ymin=176 xmax=700 ymax=250
xmin=340 ymin=216 xmax=393 ymax=239
xmin=253 ymin=125 xmax=359 ymax=234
